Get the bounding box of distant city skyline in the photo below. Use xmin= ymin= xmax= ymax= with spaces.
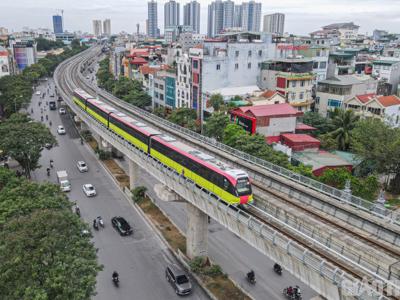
xmin=1 ymin=0 xmax=400 ymax=35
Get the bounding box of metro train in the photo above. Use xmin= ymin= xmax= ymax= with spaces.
xmin=73 ymin=89 xmax=253 ymax=205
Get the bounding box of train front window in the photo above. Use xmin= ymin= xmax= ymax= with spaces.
xmin=236 ymin=177 xmax=251 ymax=196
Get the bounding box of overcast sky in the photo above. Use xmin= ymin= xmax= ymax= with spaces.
xmin=1 ymin=0 xmax=400 ymax=35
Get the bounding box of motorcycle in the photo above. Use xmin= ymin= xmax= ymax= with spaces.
xmin=112 ymin=275 xmax=119 ymax=287
xmin=97 ymin=216 xmax=104 ymax=228
xmin=93 ymin=220 xmax=99 ymax=231
xmin=46 ymin=168 xmax=50 ymax=176
xmin=283 ymin=287 xmax=302 ymax=300
xmin=273 ymin=263 xmax=282 ymax=275
xmin=75 ymin=206 xmax=81 ymax=217
xmin=50 ymin=160 xmax=54 ymax=168
xmin=246 ymin=271 xmax=256 ymax=285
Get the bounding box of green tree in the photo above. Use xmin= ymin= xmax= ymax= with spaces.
xmin=123 ymin=90 xmax=152 ymax=108
xmin=0 ymin=168 xmax=101 ymax=299
xmin=0 ymin=114 xmax=56 ymax=178
xmin=330 ymin=109 xmax=359 ymax=150
xmin=203 ymin=112 xmax=229 ymax=141
xmin=223 ymin=124 xmax=247 ymax=147
xmin=302 ymin=111 xmax=334 ymax=135
xmin=352 ymin=119 xmax=400 ymax=193
xmin=318 ymin=133 xmax=338 ymax=151
xmin=0 ymin=75 xmax=33 ymax=117
xmin=35 ymin=38 xmax=64 ymax=51
xmin=71 ymin=39 xmax=81 ymax=49
xmin=208 ymin=93 xmax=224 ymax=112
xmin=153 ymin=107 xmax=168 ymax=118
xmin=168 ymin=108 xmax=197 ymax=127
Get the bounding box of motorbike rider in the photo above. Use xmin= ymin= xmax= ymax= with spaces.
xmin=112 ymin=271 xmax=119 ymax=282
xmin=50 ymin=159 xmax=54 ymax=168
xmin=46 ymin=115 xmax=48 ymax=120
xmin=294 ymin=286 xmax=301 ymax=298
xmin=286 ymin=286 xmax=293 ymax=297
xmin=46 ymin=167 xmax=50 ymax=176
xmin=75 ymin=205 xmax=80 ymax=216
xmin=93 ymin=219 xmax=98 ymax=229
xmin=274 ymin=263 xmax=282 ymax=273
xmin=247 ymin=270 xmax=255 ymax=282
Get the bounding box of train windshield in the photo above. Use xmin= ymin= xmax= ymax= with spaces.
xmin=236 ymin=177 xmax=251 ymax=196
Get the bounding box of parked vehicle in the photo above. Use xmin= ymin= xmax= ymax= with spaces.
xmin=57 ymin=170 xmax=71 ymax=192
xmin=111 ymin=216 xmax=133 ymax=236
xmin=165 ymin=264 xmax=192 ymax=295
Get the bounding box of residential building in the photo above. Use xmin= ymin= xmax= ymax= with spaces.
xmin=259 ymin=58 xmax=315 ymax=111
xmin=52 ymin=15 xmax=63 ymax=34
xmin=248 ymin=90 xmax=286 ymax=105
xmin=372 ymin=57 xmax=400 ymax=94
xmin=152 ymin=71 xmax=166 ymax=108
xmin=207 ymin=0 xmax=234 ymax=37
xmin=103 ymin=19 xmax=111 ymax=36
xmin=344 ymin=94 xmax=400 ymax=127
xmin=148 ymin=0 xmax=159 ymax=38
xmin=372 ymin=29 xmax=389 ymax=41
xmin=10 ymin=39 xmax=37 ymax=71
xmin=165 ymin=70 xmax=177 ymax=108
xmin=0 ymin=27 xmax=8 ymax=35
xmin=164 ymin=25 xmax=193 ymax=43
xmin=326 ymin=50 xmax=357 ymax=77
xmin=183 ymin=1 xmax=200 ymax=34
xmin=110 ymin=46 xmax=126 ymax=79
xmin=240 ymin=1 xmax=261 ymax=32
xmin=165 ymin=0 xmax=180 ymax=29
xmin=0 ymin=46 xmax=11 ymax=77
xmin=320 ymin=22 xmax=359 ymax=43
xmin=178 ymin=32 xmax=206 ymax=51
xmin=315 ymin=74 xmax=378 ymax=116
xmin=297 ymin=45 xmax=329 ymax=83
xmin=263 ymin=13 xmax=285 ymax=35
xmin=233 ymin=5 xmax=242 ymax=28
xmin=189 ymin=31 xmax=275 ymax=118
xmin=176 ymin=48 xmax=191 ymax=108
xmin=92 ymin=20 xmax=102 ymax=37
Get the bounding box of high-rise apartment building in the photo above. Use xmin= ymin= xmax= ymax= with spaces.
xmin=241 ymin=1 xmax=261 ymax=32
xmin=233 ymin=5 xmax=242 ymax=28
xmin=165 ymin=0 xmax=180 ymax=29
xmin=52 ymin=15 xmax=63 ymax=34
xmin=207 ymin=0 xmax=235 ymax=37
xmin=10 ymin=39 xmax=37 ymax=71
xmin=92 ymin=20 xmax=102 ymax=36
xmin=183 ymin=1 xmax=200 ymax=33
xmin=263 ymin=13 xmax=285 ymax=35
xmin=103 ymin=19 xmax=111 ymax=36
xmin=148 ymin=0 xmax=159 ymax=38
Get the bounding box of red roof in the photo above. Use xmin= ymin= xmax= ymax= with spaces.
xmin=237 ymin=103 xmax=301 ymax=118
xmin=281 ymin=133 xmax=320 ymax=143
xmin=139 ymin=64 xmax=170 ymax=75
xmin=130 ymin=57 xmax=148 ymax=65
xmin=266 ymin=136 xmax=281 ymax=144
xmin=260 ymin=90 xmax=277 ymax=99
xmin=295 ymin=123 xmax=316 ymax=131
xmin=377 ymin=95 xmax=400 ymax=107
xmin=356 ymin=93 xmax=376 ymax=103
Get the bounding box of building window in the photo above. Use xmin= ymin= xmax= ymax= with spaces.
xmin=216 ymin=64 xmax=220 ymax=70
xmin=248 ymin=63 xmax=251 ymax=69
xmin=160 ymin=94 xmax=164 ymax=101
xmin=193 ymin=60 xmax=198 ymax=69
xmin=316 ymin=50 xmax=321 ymax=57
xmin=315 ymin=96 xmax=320 ymax=104
xmin=258 ymin=63 xmax=261 ymax=68
xmin=248 ymin=50 xmax=252 ymax=57
xmin=154 ymin=83 xmax=159 ymax=88
xmin=300 ymin=80 xmax=305 ymax=87
xmin=291 ymin=81 xmax=296 ymax=88
xmin=320 ymin=62 xmax=327 ymax=69
xmin=327 ymin=99 xmax=342 ymax=108
xmin=313 ymin=61 xmax=319 ymax=69
xmin=235 ymin=50 xmax=239 ymax=57
xmin=258 ymin=50 xmax=262 ymax=56
xmin=159 ymin=84 xmax=164 ymax=90
xmin=235 ymin=63 xmax=239 ymax=70
xmin=291 ymin=92 xmax=296 ymax=100
xmin=299 ymin=92 xmax=304 ymax=99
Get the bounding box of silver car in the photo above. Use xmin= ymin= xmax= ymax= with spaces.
xmin=77 ymin=161 xmax=88 ymax=172
xmin=165 ymin=264 xmax=192 ymax=295
xmin=82 ymin=184 xmax=96 ymax=197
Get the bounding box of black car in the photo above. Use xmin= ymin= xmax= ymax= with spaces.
xmin=111 ymin=216 xmax=133 ymax=236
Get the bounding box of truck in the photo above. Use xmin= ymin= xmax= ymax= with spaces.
xmin=49 ymin=100 xmax=56 ymax=110
xmin=57 ymin=170 xmax=71 ymax=192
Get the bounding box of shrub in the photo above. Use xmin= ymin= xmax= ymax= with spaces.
xmin=203 ymin=265 xmax=223 ymax=277
xmin=132 ymin=186 xmax=147 ymax=202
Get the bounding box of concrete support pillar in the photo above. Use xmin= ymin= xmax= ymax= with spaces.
xmin=128 ymin=158 xmax=139 ymax=190
xmin=186 ymin=202 xmax=208 ymax=259
xmin=99 ymin=136 xmax=112 ymax=152
xmin=80 ymin=121 xmax=89 ymax=131
xmin=111 ymin=146 xmax=123 ymax=159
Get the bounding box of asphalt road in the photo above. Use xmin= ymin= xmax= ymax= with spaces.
xmin=29 ymin=78 xmax=208 ymax=300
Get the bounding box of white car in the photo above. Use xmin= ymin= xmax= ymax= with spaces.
xmin=57 ymin=125 xmax=66 ymax=135
xmin=59 ymin=107 xmax=66 ymax=114
xmin=35 ymin=91 xmax=41 ymax=95
xmin=82 ymin=184 xmax=96 ymax=197
xmin=77 ymin=161 xmax=88 ymax=172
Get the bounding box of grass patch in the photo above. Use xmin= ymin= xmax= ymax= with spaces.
xmin=88 ymin=139 xmax=98 ymax=151
xmin=103 ymin=159 xmax=129 ymax=188
xmin=205 ymin=275 xmax=251 ymax=300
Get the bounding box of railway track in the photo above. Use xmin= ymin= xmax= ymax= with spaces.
xmin=55 ymin=48 xmax=400 ymax=298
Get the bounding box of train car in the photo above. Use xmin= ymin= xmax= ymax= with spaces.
xmin=72 ymin=89 xmax=253 ymax=205
xmin=150 ymin=135 xmax=252 ymax=205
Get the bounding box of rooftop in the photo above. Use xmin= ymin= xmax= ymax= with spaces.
xmin=281 ymin=133 xmax=320 ymax=143
xmin=356 ymin=93 xmax=376 ymax=103
xmin=207 ymin=85 xmax=260 ymax=97
xmin=377 ymin=95 xmax=400 ymax=107
xmin=295 ymin=123 xmax=316 ymax=131
xmin=320 ymin=74 xmax=373 ymax=86
xmin=293 ymin=150 xmax=353 ymax=172
xmin=237 ymin=103 xmax=301 ymax=118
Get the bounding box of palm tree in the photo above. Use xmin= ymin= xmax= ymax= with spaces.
xmin=330 ymin=109 xmax=359 ymax=151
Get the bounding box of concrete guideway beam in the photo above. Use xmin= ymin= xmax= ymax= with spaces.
xmin=186 ymin=202 xmax=208 ymax=259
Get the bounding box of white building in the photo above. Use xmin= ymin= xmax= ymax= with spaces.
xmin=164 ymin=0 xmax=180 ymax=29
xmin=152 ymin=72 xmax=166 ymax=108
xmin=103 ymin=19 xmax=111 ymax=36
xmin=372 ymin=57 xmax=400 ymax=94
xmin=241 ymin=1 xmax=262 ymax=32
xmin=321 ymin=22 xmax=359 ymax=43
xmin=178 ymin=32 xmax=206 ymax=51
xmin=176 ymin=48 xmax=191 ymax=108
xmin=92 ymin=20 xmax=102 ymax=37
xmin=183 ymin=1 xmax=200 ymax=34
xmin=315 ymin=74 xmax=378 ymax=117
xmin=0 ymin=47 xmax=11 ymax=78
xmin=263 ymin=13 xmax=285 ymax=35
